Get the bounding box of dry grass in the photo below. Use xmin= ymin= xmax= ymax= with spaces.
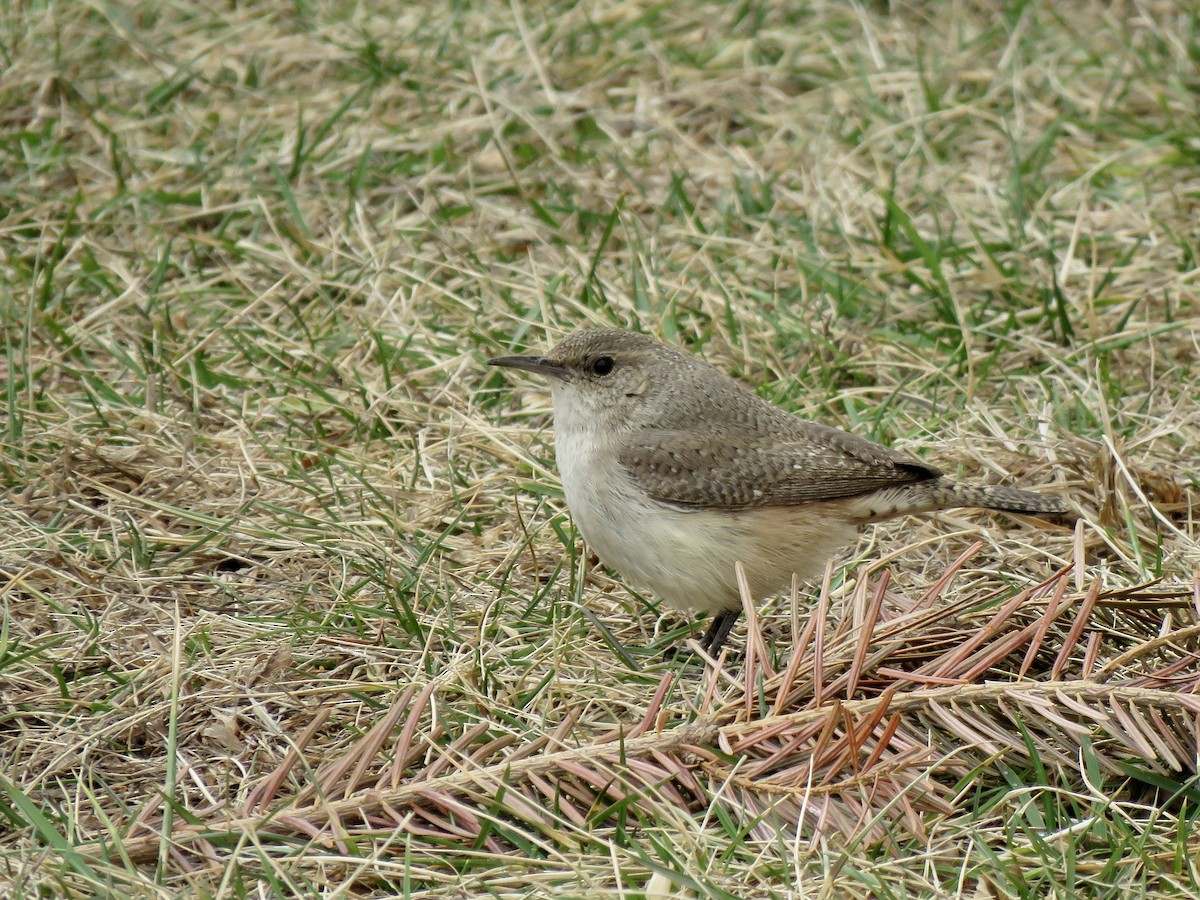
xmin=2 ymin=0 xmax=1198 ymax=896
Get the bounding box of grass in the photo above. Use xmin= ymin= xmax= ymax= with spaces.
xmin=2 ymin=0 xmax=1199 ymax=896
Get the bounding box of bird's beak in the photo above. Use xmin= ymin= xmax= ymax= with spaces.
xmin=488 ymin=355 xmax=568 ymax=380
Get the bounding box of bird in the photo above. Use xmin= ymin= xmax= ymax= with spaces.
xmin=489 ymin=329 xmax=1070 ymax=655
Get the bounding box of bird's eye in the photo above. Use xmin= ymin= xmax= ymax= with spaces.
xmin=591 ymin=356 xmax=615 ymax=376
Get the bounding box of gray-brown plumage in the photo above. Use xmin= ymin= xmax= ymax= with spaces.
xmin=490 ymin=328 xmax=1071 ymax=654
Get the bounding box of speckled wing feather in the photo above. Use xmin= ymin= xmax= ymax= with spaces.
xmin=617 ymin=423 xmax=942 ymax=511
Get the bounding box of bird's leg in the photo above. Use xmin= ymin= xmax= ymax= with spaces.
xmin=699 ymin=609 xmax=741 ymax=655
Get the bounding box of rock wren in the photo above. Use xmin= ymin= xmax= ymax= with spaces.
xmin=489 ymin=329 xmax=1069 ymax=655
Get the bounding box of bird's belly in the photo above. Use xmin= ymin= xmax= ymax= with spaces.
xmin=560 ymin=454 xmax=858 ymax=614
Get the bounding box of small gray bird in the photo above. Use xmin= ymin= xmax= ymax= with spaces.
xmin=490 ymin=329 xmax=1069 ymax=655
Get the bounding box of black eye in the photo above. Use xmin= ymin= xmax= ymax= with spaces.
xmin=592 ymin=356 xmax=615 ymax=376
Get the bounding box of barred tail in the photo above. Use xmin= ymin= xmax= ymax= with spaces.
xmin=847 ymin=478 xmax=1073 ymax=522
xmin=931 ymin=480 xmax=1071 ymax=517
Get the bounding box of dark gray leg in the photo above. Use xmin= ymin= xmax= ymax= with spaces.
xmin=699 ymin=609 xmax=741 ymax=655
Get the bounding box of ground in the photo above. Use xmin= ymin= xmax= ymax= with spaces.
xmin=1 ymin=1 xmax=1199 ymax=897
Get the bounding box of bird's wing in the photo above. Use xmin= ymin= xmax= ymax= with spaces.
xmin=617 ymin=423 xmax=942 ymax=511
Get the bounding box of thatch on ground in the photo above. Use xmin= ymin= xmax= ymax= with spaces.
xmin=1 ymin=1 xmax=1198 ymax=896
